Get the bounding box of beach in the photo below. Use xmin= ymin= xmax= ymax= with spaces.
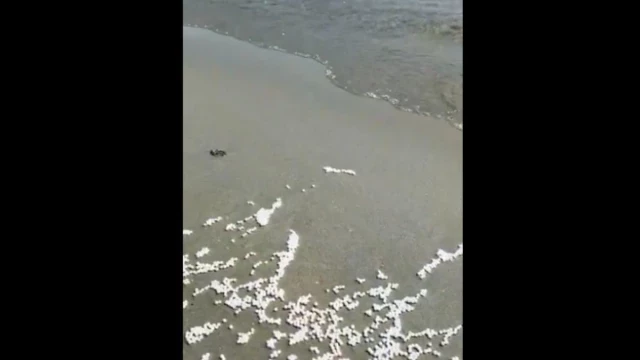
xmin=183 ymin=27 xmax=462 ymax=360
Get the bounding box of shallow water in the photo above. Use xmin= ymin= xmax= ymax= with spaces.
xmin=183 ymin=0 xmax=463 ymax=128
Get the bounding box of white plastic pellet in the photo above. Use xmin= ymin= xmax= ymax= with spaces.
xmin=323 ymin=166 xmax=356 ymax=176
xmin=203 ymin=216 xmax=223 ymax=227
xmin=377 ymin=270 xmax=389 ymax=280
xmin=254 ymin=198 xmax=282 ymax=226
xmin=195 ymin=247 xmax=210 ymax=258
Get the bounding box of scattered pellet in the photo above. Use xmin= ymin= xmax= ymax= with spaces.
xmin=195 ymin=247 xmax=210 ymax=258
xmin=185 ymin=322 xmax=221 ymax=345
xmin=417 ymin=244 xmax=463 ymax=279
xmin=237 ymin=328 xmax=255 ymax=344
xmin=332 ymin=285 xmax=346 ymax=294
xmin=266 ymin=338 xmax=278 ymax=349
xmin=182 ymin=196 xmax=462 ymax=359
xmin=203 ymin=216 xmax=223 ymax=227
xmin=377 ymin=270 xmax=389 ymax=280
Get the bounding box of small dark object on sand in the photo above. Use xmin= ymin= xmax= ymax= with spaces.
xmin=210 ymin=149 xmax=227 ymax=157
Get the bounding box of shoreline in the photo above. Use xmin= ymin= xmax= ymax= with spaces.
xmin=183 ymin=25 xmax=462 ymax=132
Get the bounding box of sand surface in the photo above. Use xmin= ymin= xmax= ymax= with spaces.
xmin=183 ymin=27 xmax=462 ymax=360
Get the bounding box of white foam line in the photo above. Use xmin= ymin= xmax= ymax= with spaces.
xmin=323 ymin=166 xmax=356 ymax=176
xmin=417 ymin=244 xmax=463 ymax=279
xmin=183 ymin=230 xmax=193 ymax=236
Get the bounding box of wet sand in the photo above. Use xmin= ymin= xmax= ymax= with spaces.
xmin=183 ymin=27 xmax=462 ymax=360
